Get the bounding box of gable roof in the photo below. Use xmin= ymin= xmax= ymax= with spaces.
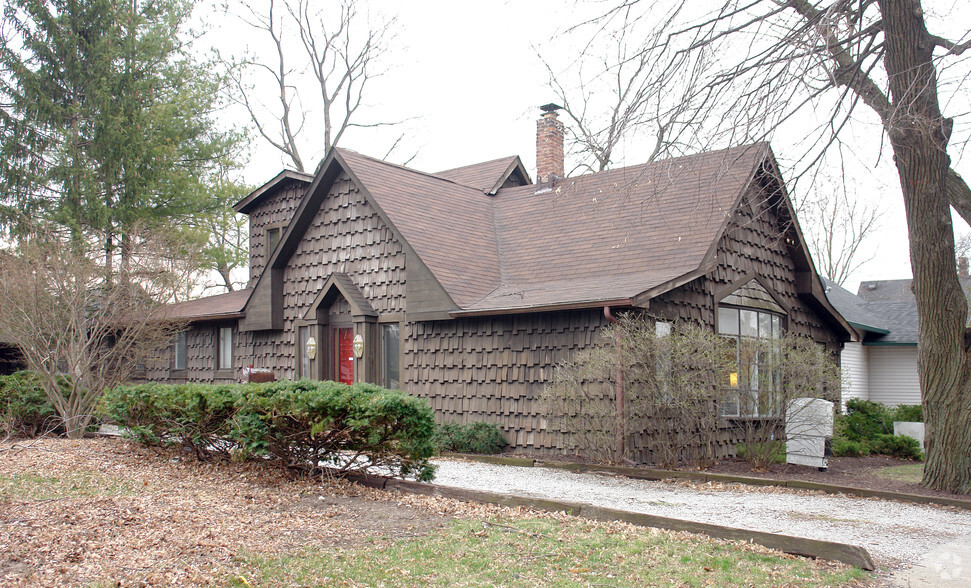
xmin=233 ymin=169 xmax=313 ymax=214
xmin=235 ymin=142 xmax=849 ymax=336
xmin=436 ymin=155 xmax=531 ymax=194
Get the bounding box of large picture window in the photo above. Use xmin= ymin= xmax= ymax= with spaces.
xmin=719 ymin=306 xmax=783 ymax=417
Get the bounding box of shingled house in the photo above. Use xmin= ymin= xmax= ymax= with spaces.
xmin=151 ymin=107 xmax=853 ymax=457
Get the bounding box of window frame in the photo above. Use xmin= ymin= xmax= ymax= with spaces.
xmin=216 ymin=325 xmax=234 ymax=375
xmin=173 ymin=331 xmax=187 ymax=373
xmin=381 ymin=322 xmax=400 ymax=390
xmin=717 ymin=305 xmax=785 ymax=418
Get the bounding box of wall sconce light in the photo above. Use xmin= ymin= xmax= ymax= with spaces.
xmin=305 ymin=337 xmax=317 ymax=360
xmin=729 ymin=372 xmax=739 ymax=388
xmin=353 ymin=334 xmax=364 ymax=358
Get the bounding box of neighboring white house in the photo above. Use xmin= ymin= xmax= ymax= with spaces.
xmin=823 ymin=277 xmax=922 ymax=410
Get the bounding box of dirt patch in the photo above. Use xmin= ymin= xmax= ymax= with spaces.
xmin=704 ymin=456 xmax=963 ymax=499
xmin=0 ymin=437 xmax=495 ymax=587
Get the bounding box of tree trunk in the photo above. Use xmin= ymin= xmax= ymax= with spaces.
xmin=879 ymin=0 xmax=971 ymax=494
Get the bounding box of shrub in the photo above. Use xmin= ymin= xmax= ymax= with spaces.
xmin=0 ymin=370 xmax=56 ymax=437
xmin=737 ymin=441 xmax=786 ymax=464
xmin=839 ymin=399 xmax=892 ymax=442
xmin=100 ymin=380 xmax=436 ymax=480
xmin=433 ymin=421 xmax=507 ymax=454
xmin=891 ymin=404 xmax=923 ymax=423
xmin=870 ymin=434 xmax=923 ymax=461
xmin=542 ymin=316 xmax=730 ymax=469
xmin=832 ymin=438 xmax=868 ymax=458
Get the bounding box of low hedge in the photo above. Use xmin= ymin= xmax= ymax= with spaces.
xmin=0 ymin=370 xmax=57 ymax=438
xmin=100 ymin=380 xmax=436 ymax=481
xmin=433 ymin=421 xmax=507 ymax=455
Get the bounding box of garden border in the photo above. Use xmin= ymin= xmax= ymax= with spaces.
xmin=442 ymin=453 xmax=971 ymax=511
xmin=343 ymin=469 xmax=876 ymax=570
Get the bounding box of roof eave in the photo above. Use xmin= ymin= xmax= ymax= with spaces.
xmin=450 ymin=298 xmax=635 ymax=318
xmin=233 ymin=169 xmax=314 ymax=214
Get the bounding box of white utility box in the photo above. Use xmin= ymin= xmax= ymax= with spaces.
xmin=786 ymin=398 xmax=834 ymax=469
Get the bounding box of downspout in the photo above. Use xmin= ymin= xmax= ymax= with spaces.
xmin=604 ymin=306 xmax=624 ymax=462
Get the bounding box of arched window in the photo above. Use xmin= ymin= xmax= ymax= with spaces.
xmin=717 ymin=280 xmax=786 ymax=417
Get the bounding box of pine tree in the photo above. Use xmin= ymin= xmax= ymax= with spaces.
xmin=0 ymin=0 xmax=239 ymax=277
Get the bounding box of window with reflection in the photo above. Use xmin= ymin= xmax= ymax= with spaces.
xmin=382 ymin=323 xmax=399 ymax=389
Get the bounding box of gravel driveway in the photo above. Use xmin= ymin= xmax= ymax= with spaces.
xmin=431 ymin=458 xmax=971 ymax=573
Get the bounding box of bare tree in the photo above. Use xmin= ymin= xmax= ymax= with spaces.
xmin=577 ymin=0 xmax=971 ymax=492
xmin=0 ymin=229 xmax=188 ymax=438
xmin=540 ymin=4 xmax=725 ymax=173
xmin=222 ymin=0 xmax=398 ymax=172
xmin=796 ymin=174 xmax=882 ymax=286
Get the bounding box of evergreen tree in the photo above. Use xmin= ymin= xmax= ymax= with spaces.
xmin=0 ymin=0 xmax=239 ymax=276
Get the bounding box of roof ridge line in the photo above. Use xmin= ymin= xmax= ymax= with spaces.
xmin=337 ymin=147 xmax=490 ymax=195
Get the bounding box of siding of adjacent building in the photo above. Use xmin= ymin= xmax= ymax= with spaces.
xmin=867 ymin=345 xmax=920 ymax=406
xmin=840 ymin=341 xmax=869 ymax=409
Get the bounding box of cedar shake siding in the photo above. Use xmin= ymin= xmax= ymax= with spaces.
xmin=151 ymin=132 xmax=854 ymax=462
xmin=241 ymin=175 xmax=310 ymax=287
xmin=405 ymin=310 xmax=609 ymax=450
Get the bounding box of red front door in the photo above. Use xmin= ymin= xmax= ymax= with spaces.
xmin=335 ymin=327 xmax=354 ymax=385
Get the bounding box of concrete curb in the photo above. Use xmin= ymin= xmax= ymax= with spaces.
xmin=443 ymin=453 xmax=971 ymax=511
xmin=344 ymin=470 xmax=876 ymax=570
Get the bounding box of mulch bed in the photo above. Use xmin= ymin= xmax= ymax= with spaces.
xmin=704 ymin=456 xmax=962 ymax=500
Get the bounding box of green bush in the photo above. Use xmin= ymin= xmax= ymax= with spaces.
xmin=100 ymin=380 xmax=436 ymax=481
xmin=0 ymin=370 xmax=56 ymax=438
xmin=838 ymin=399 xmax=893 ymax=442
xmin=433 ymin=421 xmax=507 ymax=455
xmin=831 ymin=439 xmax=869 ymax=458
xmin=870 ymin=434 xmax=923 ymax=461
xmin=891 ymin=404 xmax=923 ymax=423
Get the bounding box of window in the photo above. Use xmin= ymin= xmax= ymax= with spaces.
xmin=267 ymin=227 xmax=282 ymax=255
xmin=174 ymin=331 xmax=187 ymax=370
xmin=298 ymin=325 xmax=313 ymax=379
xmin=217 ymin=326 xmax=233 ymax=370
xmin=718 ymin=306 xmax=782 ymax=417
xmin=382 ymin=323 xmax=399 ymax=389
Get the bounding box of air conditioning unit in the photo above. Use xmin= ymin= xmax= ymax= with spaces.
xmin=786 ymin=398 xmax=834 ymax=470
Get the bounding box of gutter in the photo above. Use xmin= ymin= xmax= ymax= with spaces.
xmin=450 ymin=298 xmax=634 ymax=318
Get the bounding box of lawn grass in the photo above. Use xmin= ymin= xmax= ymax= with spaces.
xmin=230 ymin=517 xmax=871 ymax=587
xmin=0 ymin=471 xmax=139 ymax=500
xmin=873 ymin=463 xmax=924 ymax=484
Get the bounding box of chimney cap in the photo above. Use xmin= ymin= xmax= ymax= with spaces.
xmin=540 ymin=103 xmax=563 ymax=114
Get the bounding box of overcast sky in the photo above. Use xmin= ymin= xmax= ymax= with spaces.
xmin=202 ymin=0 xmax=971 ymax=293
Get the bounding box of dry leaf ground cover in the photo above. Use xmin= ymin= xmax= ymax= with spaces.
xmin=1 ymin=437 xmax=872 ymax=587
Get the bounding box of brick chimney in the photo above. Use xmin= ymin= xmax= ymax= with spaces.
xmin=536 ymin=104 xmax=564 ymax=184
xmin=960 ymin=256 xmax=969 ymax=279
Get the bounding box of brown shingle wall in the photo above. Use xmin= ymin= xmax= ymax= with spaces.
xmin=403 ymin=309 xmax=608 ymax=452
xmin=247 ymin=180 xmax=306 ymax=286
xmin=651 ymin=184 xmax=839 ymax=346
xmin=247 ymin=173 xmax=406 ymax=380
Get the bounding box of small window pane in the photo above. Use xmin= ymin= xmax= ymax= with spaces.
xmin=771 ymin=315 xmax=782 ymax=338
xmin=299 ymin=326 xmax=310 ymax=378
xmin=174 ymin=332 xmax=187 ymax=370
xmin=759 ymin=312 xmax=772 ymax=339
xmin=718 ymin=307 xmax=738 ymax=335
xmin=740 ymin=309 xmax=758 ymax=337
xmin=267 ymin=227 xmax=281 ymax=254
xmin=382 ymin=323 xmax=400 ymax=390
xmin=218 ymin=326 xmax=233 ymax=369
xmin=655 ymin=321 xmax=671 ymax=337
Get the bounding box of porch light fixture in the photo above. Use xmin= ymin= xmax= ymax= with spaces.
xmin=729 ymin=372 xmax=738 ymax=388
xmin=353 ymin=334 xmax=364 ymax=358
xmin=305 ymin=336 xmax=317 ymax=360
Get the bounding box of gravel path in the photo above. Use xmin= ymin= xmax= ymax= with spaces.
xmin=431 ymin=458 xmax=971 ymax=571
